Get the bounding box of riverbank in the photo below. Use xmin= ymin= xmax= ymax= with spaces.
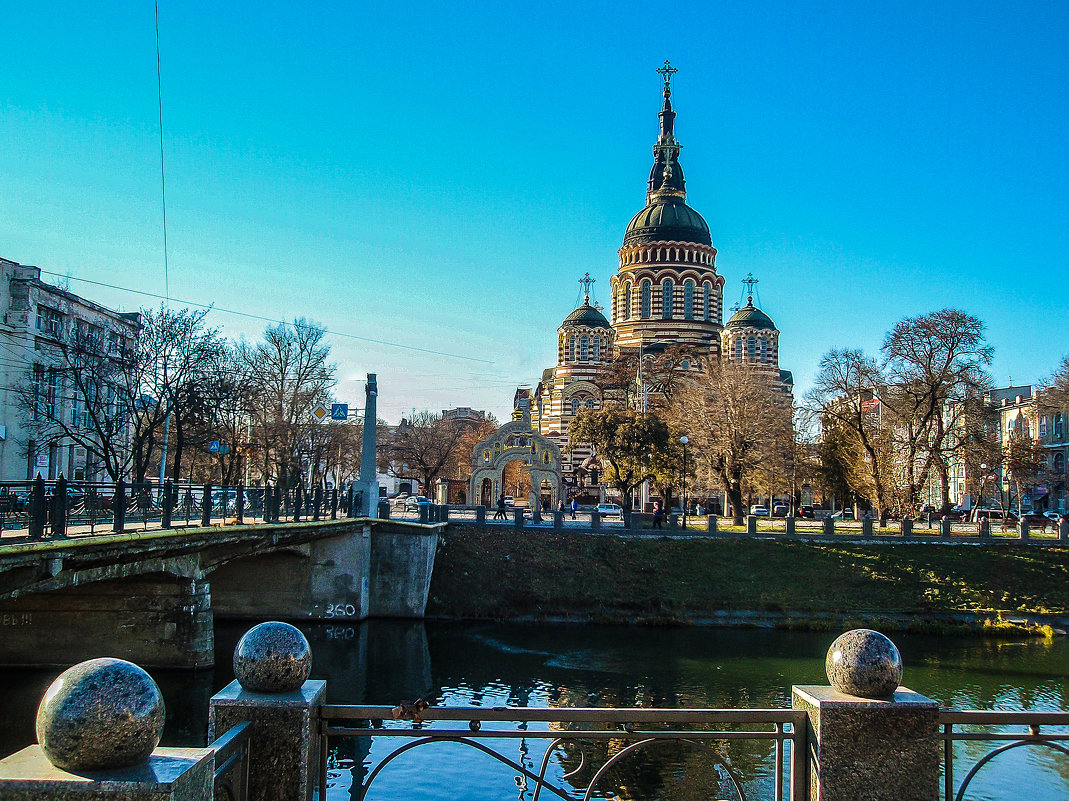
xmin=427 ymin=527 xmax=1069 ymax=635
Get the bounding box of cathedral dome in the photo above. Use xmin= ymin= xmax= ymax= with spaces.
xmin=725 ymin=300 xmax=776 ymax=331
xmin=562 ymin=301 xmax=609 ymax=328
xmin=623 ymin=195 xmax=711 ymax=247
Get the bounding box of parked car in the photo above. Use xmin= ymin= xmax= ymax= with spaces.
xmin=596 ymin=503 xmax=622 ymax=517
xmin=404 ymin=495 xmax=431 ymax=510
xmin=771 ymin=503 xmax=789 ymax=517
xmin=503 ymin=496 xmax=515 ymax=507
xmin=937 ymin=507 xmax=968 ymax=522
xmin=974 ymin=507 xmax=1018 ymax=522
xmin=749 ymin=505 xmax=769 ymax=516
xmin=797 ymin=505 xmax=815 ymax=518
xmin=830 ymin=509 xmax=855 ymax=520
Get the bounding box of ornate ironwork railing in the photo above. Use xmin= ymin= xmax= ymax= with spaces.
xmin=940 ymin=709 xmax=1069 ymax=801
xmin=317 ymin=705 xmax=806 ymax=801
xmin=210 ymin=720 xmax=252 ymax=801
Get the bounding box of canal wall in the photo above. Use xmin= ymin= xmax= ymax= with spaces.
xmin=428 ymin=525 xmax=1069 ymax=632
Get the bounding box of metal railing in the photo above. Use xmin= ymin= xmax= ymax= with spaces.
xmin=0 ymin=475 xmax=355 ymax=542
xmin=940 ymin=709 xmax=1069 ymax=801
xmin=317 ymin=705 xmax=806 ymax=801
xmin=210 ymin=721 xmax=252 ymax=801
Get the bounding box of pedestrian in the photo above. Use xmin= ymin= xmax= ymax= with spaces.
xmin=695 ymin=502 xmax=703 ymax=517
xmin=570 ymin=498 xmax=578 ymax=520
xmin=652 ymin=499 xmax=664 ymax=529
xmin=557 ymin=498 xmax=565 ymax=514
xmin=494 ymin=495 xmax=507 ymax=520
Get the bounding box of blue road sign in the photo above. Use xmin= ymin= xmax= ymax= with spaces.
xmin=331 ymin=404 xmax=348 ymax=420
xmin=208 ymin=440 xmax=220 ymax=453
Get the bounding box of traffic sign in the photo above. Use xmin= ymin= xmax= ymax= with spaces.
xmin=861 ymin=398 xmax=881 ymax=412
xmin=331 ymin=403 xmax=348 ymax=420
xmin=311 ymin=404 xmax=329 ymax=421
xmin=208 ymin=440 xmax=220 ymax=453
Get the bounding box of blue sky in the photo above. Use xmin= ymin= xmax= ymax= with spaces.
xmin=2 ymin=2 xmax=1067 ymax=422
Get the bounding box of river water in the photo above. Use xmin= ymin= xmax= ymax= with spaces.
xmin=2 ymin=621 xmax=1067 ymax=800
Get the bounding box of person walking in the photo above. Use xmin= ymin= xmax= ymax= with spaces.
xmin=652 ymin=499 xmax=664 ymax=529
xmin=570 ymin=498 xmax=578 ymax=520
xmin=494 ymin=495 xmax=507 ymax=520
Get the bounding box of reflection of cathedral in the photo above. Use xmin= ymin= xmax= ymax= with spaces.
xmin=525 ymin=63 xmax=792 ymax=502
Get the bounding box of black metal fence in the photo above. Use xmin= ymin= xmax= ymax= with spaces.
xmin=0 ymin=475 xmax=365 ymax=542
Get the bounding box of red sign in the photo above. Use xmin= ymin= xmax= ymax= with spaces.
xmin=860 ymin=399 xmax=881 ymax=412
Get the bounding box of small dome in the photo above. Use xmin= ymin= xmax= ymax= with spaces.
xmin=562 ymin=302 xmax=609 ymax=328
xmin=725 ymin=301 xmax=776 ymax=331
xmin=624 ymin=195 xmax=711 ymax=248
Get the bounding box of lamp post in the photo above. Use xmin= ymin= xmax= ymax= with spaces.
xmin=680 ymin=435 xmax=689 ymax=529
xmin=978 ymin=463 xmax=988 ymax=519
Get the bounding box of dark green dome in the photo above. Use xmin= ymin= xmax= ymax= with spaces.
xmin=623 ymin=195 xmax=711 ymax=248
xmin=562 ymin=302 xmax=609 ymax=328
xmin=725 ymin=301 xmax=776 ymax=331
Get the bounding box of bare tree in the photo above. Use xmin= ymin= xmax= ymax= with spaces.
xmin=669 ymin=361 xmax=793 ymax=524
xmin=596 ymin=344 xmax=699 ymax=411
xmin=382 ymin=411 xmax=470 ymax=494
xmin=241 ymin=319 xmax=336 ymax=486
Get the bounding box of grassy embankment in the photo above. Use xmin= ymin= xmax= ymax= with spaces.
xmin=427 ymin=527 xmax=1069 ymax=636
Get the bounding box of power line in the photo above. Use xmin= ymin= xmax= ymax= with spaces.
xmin=37 ymin=270 xmax=494 ymax=364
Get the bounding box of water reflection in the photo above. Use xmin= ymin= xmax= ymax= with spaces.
xmin=1 ymin=622 xmax=1068 ymax=800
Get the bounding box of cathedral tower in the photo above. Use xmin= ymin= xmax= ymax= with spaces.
xmin=609 ymin=62 xmax=726 ymax=355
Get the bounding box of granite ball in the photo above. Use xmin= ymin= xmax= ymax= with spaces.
xmin=233 ymin=622 xmax=312 ymax=693
xmin=35 ymin=658 xmax=165 ymax=771
xmin=825 ymin=629 xmax=903 ymax=698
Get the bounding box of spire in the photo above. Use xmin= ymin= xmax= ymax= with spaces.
xmin=648 ymin=61 xmax=686 ymax=203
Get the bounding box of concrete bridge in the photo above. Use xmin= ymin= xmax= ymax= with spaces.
xmin=0 ymin=518 xmax=441 ymax=669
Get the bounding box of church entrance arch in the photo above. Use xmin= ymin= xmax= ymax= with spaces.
xmin=469 ymin=415 xmax=563 ymax=511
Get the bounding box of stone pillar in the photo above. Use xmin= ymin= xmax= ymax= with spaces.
xmin=440 ymin=504 xmax=450 ymax=522
xmin=590 ymin=510 xmax=601 ymax=530
xmin=979 ymin=518 xmax=991 ymax=538
xmin=823 ymin=517 xmax=835 ymax=537
xmin=786 ymin=515 xmax=796 ymax=535
xmin=1019 ymin=522 xmax=1030 ymax=541
xmin=0 ymin=658 xmax=213 ymax=801
xmin=794 ymin=629 xmax=939 ymax=801
xmin=210 ymin=623 xmax=323 ymax=801
xmin=706 ymin=514 xmax=717 ymax=534
xmin=553 ymin=510 xmax=563 ymax=529
xmin=793 ymin=686 xmax=939 ymax=801
xmin=353 ymin=374 xmax=380 ymax=517
xmin=861 ymin=516 xmax=874 ymax=537
xmin=1060 ymin=518 xmax=1068 ymax=541
xmin=940 ymin=519 xmax=952 ymax=538
xmin=668 ymin=512 xmax=679 ymax=529
xmin=513 ymin=507 xmax=524 ymax=528
xmin=476 ymin=505 xmax=486 ymax=526
xmin=901 ymin=517 xmax=913 ymax=537
xmin=746 ymin=514 xmax=757 ymax=535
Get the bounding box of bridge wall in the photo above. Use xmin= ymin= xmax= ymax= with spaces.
xmin=0 ymin=573 xmax=212 ymax=669
xmin=368 ymin=525 xmax=438 ymax=618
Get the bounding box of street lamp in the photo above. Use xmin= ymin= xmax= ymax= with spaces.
xmin=978 ymin=463 xmax=988 ymax=517
xmin=680 ymin=435 xmax=689 ymax=529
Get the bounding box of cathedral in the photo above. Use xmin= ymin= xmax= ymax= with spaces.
xmin=521 ymin=63 xmax=792 ymax=504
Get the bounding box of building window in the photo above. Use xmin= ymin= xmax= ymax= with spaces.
xmin=592 ymin=336 xmax=601 ymax=361
xmin=1041 ymin=416 xmax=1049 ymax=437
xmin=747 ymin=337 xmax=757 ymax=362
xmin=1057 ymin=413 xmax=1065 ymax=439
xmin=684 ymin=280 xmax=695 ymax=319
xmin=734 ymin=338 xmax=742 ymax=361
xmin=585 ymin=399 xmax=595 ymax=409
xmin=1055 ymin=453 xmax=1065 ymax=474
xmin=703 ymin=282 xmax=712 ymax=321
xmin=580 ymin=336 xmax=589 ymax=361
xmin=36 ymin=307 xmax=63 ymax=338
xmin=568 ymin=337 xmax=575 ymax=362
xmin=624 ymin=285 xmax=632 ymax=320
xmin=760 ymin=338 xmax=769 ymax=363
xmin=662 ymin=280 xmax=674 ymax=319
xmin=641 ymin=280 xmax=651 ymax=318
xmin=570 ymin=399 xmax=580 ymax=415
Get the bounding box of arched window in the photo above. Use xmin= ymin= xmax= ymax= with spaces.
xmin=592 ymin=336 xmax=601 ymax=361
xmin=703 ymin=282 xmax=712 ymax=321
xmin=570 ymin=399 xmax=580 ymax=415
xmin=683 ymin=280 xmax=695 ymax=319
xmin=662 ymin=279 xmax=674 ymax=319
xmin=580 ymin=335 xmax=589 ymax=361
xmin=747 ymin=337 xmax=757 ymax=362
xmin=760 ymin=338 xmax=769 ymax=363
xmin=585 ymin=399 xmax=595 ymax=409
xmin=680 ymin=359 xmax=690 ymax=370
xmin=1055 ymin=453 xmax=1065 ymax=474
xmin=624 ymin=285 xmax=632 ymax=320
xmin=568 ymin=337 xmax=575 ymax=362
xmin=734 ymin=337 xmax=742 ymax=361
xmin=1057 ymin=413 xmax=1065 ymax=438
xmin=641 ymin=280 xmax=652 ymax=319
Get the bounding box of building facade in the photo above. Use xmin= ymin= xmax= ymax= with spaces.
xmin=0 ymin=257 xmax=141 ymax=481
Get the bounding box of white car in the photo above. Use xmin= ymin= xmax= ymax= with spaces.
xmin=596 ymin=503 xmax=622 ymax=517
xmin=749 ymin=505 xmax=769 ymax=516
xmin=1045 ymin=511 xmax=1065 ymax=523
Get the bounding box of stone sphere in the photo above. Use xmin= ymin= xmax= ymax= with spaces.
xmin=826 ymin=629 xmax=903 ymax=698
xmin=233 ymin=621 xmax=311 ymax=693
xmin=35 ymin=658 xmax=165 ymax=771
